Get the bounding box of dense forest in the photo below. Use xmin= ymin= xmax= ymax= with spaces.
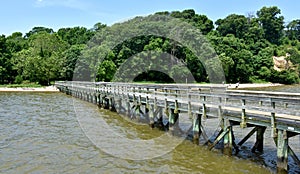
xmin=1 ymin=6 xmax=300 ymax=85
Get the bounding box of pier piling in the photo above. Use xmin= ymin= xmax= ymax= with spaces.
xmin=55 ymin=81 xmax=300 ymax=173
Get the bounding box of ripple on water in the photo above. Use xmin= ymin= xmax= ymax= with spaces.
xmin=0 ymin=92 xmax=294 ymax=173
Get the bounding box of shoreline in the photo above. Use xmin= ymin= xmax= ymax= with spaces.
xmin=0 ymin=86 xmax=59 ymax=92
xmin=0 ymin=83 xmax=286 ymax=92
xmin=226 ymin=83 xmax=284 ymax=89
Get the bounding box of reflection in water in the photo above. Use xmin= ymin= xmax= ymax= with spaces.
xmin=0 ymin=91 xmax=292 ymax=173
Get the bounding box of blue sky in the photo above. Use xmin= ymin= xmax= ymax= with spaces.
xmin=1 ymin=0 xmax=300 ymax=36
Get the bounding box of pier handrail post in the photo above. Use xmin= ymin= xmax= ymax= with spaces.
xmin=202 ymin=95 xmax=207 ymax=118
xmin=218 ymin=97 xmax=223 ymax=128
xmin=240 ymin=99 xmax=247 ymax=128
xmin=188 ymin=93 xmax=192 ymax=119
xmin=271 ymin=100 xmax=277 ymax=138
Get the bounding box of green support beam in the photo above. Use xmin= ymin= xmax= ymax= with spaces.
xmin=276 ymin=130 xmax=288 ymax=174
xmin=192 ymin=113 xmax=201 ymax=145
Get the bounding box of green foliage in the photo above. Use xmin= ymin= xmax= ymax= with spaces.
xmin=170 ymin=65 xmax=191 ymax=83
xmin=257 ymin=6 xmax=284 ymax=45
xmin=0 ymin=7 xmax=300 ymax=85
xmin=270 ymin=69 xmax=299 ymax=84
xmin=216 ymin=14 xmax=248 ymax=38
xmin=258 ymin=66 xmax=272 ymax=80
xmin=25 ymin=27 xmax=54 ymax=38
xmin=61 ymin=44 xmax=86 ymax=80
xmin=57 ymin=27 xmax=95 ymax=45
xmin=286 ymin=47 xmax=300 ymax=64
xmin=92 ymin=22 xmax=107 ymax=32
xmin=219 ymin=53 xmax=234 ymax=78
xmin=14 ymin=75 xmax=23 ymax=84
xmin=97 ymin=60 xmax=116 ymax=82
xmin=286 ymin=19 xmax=300 ymax=41
xmin=170 ymin=9 xmax=214 ymax=34
xmin=12 ymin=32 xmax=68 ymax=85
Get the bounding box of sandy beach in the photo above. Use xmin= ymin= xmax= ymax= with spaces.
xmin=0 ymin=86 xmax=59 ymax=92
xmin=226 ymin=83 xmax=283 ymax=89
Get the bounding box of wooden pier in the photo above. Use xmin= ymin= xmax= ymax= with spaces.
xmin=55 ymin=81 xmax=300 ymax=173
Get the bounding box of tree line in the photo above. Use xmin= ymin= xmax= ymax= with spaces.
xmin=1 ymin=6 xmax=300 ymax=85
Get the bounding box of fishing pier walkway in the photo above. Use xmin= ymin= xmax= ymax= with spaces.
xmin=55 ymin=81 xmax=300 ymax=173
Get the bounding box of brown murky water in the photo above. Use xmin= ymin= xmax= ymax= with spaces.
xmin=0 ymin=91 xmax=298 ymax=173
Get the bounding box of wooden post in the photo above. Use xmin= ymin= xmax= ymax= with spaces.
xmin=218 ymin=97 xmax=223 ymax=129
xmin=94 ymin=93 xmax=97 ymax=104
xmin=126 ymin=94 xmax=131 ymax=117
xmin=149 ymin=105 xmax=154 ymax=128
xmin=147 ymin=96 xmax=154 ymax=128
xmin=132 ymin=94 xmax=138 ymax=119
xmin=86 ymin=92 xmax=89 ymax=101
xmin=101 ymin=95 xmax=106 ymax=108
xmin=251 ymin=126 xmax=266 ymax=153
xmin=154 ymin=96 xmax=157 ymax=111
xmin=271 ymin=101 xmax=277 ymax=138
xmin=169 ymin=108 xmax=179 ymax=134
xmin=164 ymin=98 xmax=169 ymax=117
xmin=188 ymin=94 xmax=192 ymax=119
xmin=192 ymin=113 xmax=201 ymax=145
xmin=223 ymin=119 xmax=232 ymax=156
xmin=104 ymin=97 xmax=109 ymax=109
xmin=202 ymin=96 xmax=207 ymax=118
xmin=277 ymin=130 xmax=288 ymax=174
xmin=240 ymin=99 xmax=247 ymax=128
xmin=117 ymin=98 xmax=122 ymax=113
xmin=98 ymin=94 xmax=102 ymax=107
xmin=157 ymin=107 xmax=164 ymax=129
xmin=174 ymin=99 xmax=179 ymax=115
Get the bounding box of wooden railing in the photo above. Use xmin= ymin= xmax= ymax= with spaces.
xmin=55 ymin=81 xmax=300 ymax=173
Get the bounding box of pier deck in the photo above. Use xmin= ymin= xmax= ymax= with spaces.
xmin=55 ymin=81 xmax=300 ymax=173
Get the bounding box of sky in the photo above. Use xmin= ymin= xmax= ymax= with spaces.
xmin=1 ymin=0 xmax=300 ymax=36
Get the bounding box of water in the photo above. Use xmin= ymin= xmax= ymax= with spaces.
xmin=0 ymin=91 xmax=297 ymax=173
xmin=243 ymin=84 xmax=300 ymax=93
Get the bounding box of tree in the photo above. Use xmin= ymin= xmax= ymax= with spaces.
xmin=170 ymin=9 xmax=214 ymax=34
xmin=0 ymin=35 xmax=11 ymax=84
xmin=92 ymin=22 xmax=107 ymax=32
xmin=6 ymin=32 xmax=27 ymax=52
xmin=286 ymin=19 xmax=300 ymax=41
xmin=61 ymin=44 xmax=86 ymax=80
xmin=258 ymin=66 xmax=271 ymax=80
xmin=286 ymin=47 xmax=300 ymax=64
xmin=257 ymin=6 xmax=284 ymax=45
xmin=219 ymin=53 xmax=234 ymax=78
xmin=215 ymin=14 xmax=248 ymax=38
xmin=57 ymin=27 xmax=94 ymax=45
xmin=97 ymin=60 xmax=116 ymax=82
xmin=12 ymin=32 xmax=68 ymax=85
xmin=25 ymin=27 xmax=54 ymax=38
xmin=253 ymin=47 xmax=274 ymax=70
